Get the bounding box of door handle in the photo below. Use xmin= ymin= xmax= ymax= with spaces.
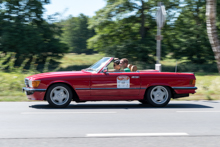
xmin=131 ymin=76 xmax=139 ymax=78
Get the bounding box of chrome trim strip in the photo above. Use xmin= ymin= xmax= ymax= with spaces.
xmin=75 ymin=88 xmax=143 ymax=90
xmin=172 ymin=87 xmax=197 ymax=90
xmin=75 ymin=87 xmax=197 ymax=90
xmin=75 ymin=88 xmax=90 ymax=90
xmin=91 ymin=88 xmax=140 ymax=90
xmin=23 ymin=87 xmax=46 ymax=92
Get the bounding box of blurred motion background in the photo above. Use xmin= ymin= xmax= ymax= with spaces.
xmin=0 ymin=0 xmax=220 ymax=101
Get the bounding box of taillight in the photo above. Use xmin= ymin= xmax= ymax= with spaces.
xmin=190 ymin=79 xmax=196 ymax=85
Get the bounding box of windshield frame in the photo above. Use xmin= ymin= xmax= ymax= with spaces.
xmin=83 ymin=57 xmax=113 ymax=73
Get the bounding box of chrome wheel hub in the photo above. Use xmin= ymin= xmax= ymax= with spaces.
xmin=50 ymin=86 xmax=69 ymax=105
xmin=150 ymin=86 xmax=168 ymax=104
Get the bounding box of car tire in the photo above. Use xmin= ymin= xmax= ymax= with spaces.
xmin=146 ymin=86 xmax=171 ymax=107
xmin=46 ymin=83 xmax=73 ymax=108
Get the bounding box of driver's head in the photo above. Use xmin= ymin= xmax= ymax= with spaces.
xmin=120 ymin=58 xmax=128 ymax=69
xmin=114 ymin=59 xmax=120 ymax=70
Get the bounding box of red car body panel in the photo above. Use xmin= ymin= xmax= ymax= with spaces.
xmin=140 ymin=72 xmax=196 ymax=94
xmin=23 ymin=57 xmax=197 ymax=101
xmin=27 ymin=92 xmax=46 ymax=101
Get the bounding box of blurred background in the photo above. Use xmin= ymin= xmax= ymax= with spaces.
xmin=0 ymin=0 xmax=219 ymax=101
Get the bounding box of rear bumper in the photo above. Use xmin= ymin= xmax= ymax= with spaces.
xmin=172 ymin=87 xmax=197 ymax=90
xmin=22 ymin=87 xmax=46 ymax=100
xmin=172 ymin=87 xmax=197 ymax=97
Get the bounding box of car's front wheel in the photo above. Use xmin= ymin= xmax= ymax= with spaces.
xmin=46 ymin=83 xmax=72 ymax=108
xmin=146 ymin=86 xmax=171 ymax=107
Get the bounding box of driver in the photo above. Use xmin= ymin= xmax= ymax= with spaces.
xmin=108 ymin=59 xmax=121 ymax=72
xmin=120 ymin=58 xmax=130 ymax=72
xmin=113 ymin=59 xmax=121 ymax=72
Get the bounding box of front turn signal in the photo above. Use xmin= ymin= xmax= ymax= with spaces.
xmin=190 ymin=79 xmax=196 ymax=85
xmin=32 ymin=80 xmax=41 ymax=88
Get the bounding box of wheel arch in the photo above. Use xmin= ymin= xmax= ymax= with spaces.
xmin=44 ymin=82 xmax=80 ymax=102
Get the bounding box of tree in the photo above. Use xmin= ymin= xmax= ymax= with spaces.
xmin=0 ymin=0 xmax=68 ymax=70
xmin=164 ymin=0 xmax=217 ymax=64
xmin=59 ymin=14 xmax=96 ymax=54
xmin=88 ymin=0 xmax=180 ymax=63
xmin=206 ymin=0 xmax=220 ymax=73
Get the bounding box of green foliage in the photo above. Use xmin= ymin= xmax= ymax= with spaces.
xmin=58 ymin=14 xmax=96 ymax=54
xmin=86 ymin=0 xmax=220 ymax=66
xmin=88 ymin=0 xmax=180 ymax=63
xmin=0 ymin=0 xmax=68 ymax=70
xmin=164 ymin=0 xmax=220 ymax=64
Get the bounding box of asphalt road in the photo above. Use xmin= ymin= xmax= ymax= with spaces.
xmin=0 ymin=100 xmax=220 ymax=147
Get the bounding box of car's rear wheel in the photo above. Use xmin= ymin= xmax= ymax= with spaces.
xmin=46 ymin=83 xmax=72 ymax=108
xmin=146 ymin=86 xmax=171 ymax=107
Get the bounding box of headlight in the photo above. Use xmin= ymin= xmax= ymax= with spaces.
xmin=29 ymin=80 xmax=41 ymax=88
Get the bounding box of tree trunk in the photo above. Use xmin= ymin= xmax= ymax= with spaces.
xmin=206 ymin=0 xmax=220 ymax=73
xmin=140 ymin=0 xmax=146 ymax=40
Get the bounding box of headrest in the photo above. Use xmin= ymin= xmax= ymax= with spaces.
xmin=127 ymin=64 xmax=132 ymax=70
xmin=131 ymin=65 xmax=137 ymax=72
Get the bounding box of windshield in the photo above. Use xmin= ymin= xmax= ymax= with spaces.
xmin=84 ymin=57 xmax=111 ymax=73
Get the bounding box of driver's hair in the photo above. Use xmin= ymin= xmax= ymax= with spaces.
xmin=114 ymin=59 xmax=120 ymax=65
xmin=121 ymin=58 xmax=128 ymax=64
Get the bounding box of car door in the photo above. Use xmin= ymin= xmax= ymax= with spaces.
xmin=90 ymin=72 xmax=140 ymax=97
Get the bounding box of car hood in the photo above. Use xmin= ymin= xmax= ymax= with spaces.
xmin=27 ymin=71 xmax=89 ymax=80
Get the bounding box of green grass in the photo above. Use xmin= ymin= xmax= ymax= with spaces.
xmin=0 ymin=53 xmax=219 ymax=101
xmin=0 ymin=96 xmax=30 ymax=102
xmin=0 ymin=72 xmax=31 ymax=101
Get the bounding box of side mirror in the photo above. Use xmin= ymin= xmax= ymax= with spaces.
xmin=102 ymin=67 xmax=108 ymax=74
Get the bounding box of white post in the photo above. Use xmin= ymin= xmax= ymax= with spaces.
xmin=157 ymin=27 xmax=161 ymax=64
xmin=155 ymin=2 xmax=166 ymax=72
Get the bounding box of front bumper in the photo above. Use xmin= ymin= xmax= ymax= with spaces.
xmin=23 ymin=87 xmax=46 ymax=95
xmin=23 ymin=87 xmax=46 ymax=100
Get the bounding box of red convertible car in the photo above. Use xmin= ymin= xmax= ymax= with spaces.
xmin=23 ymin=57 xmax=197 ymax=108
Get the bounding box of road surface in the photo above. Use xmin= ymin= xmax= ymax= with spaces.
xmin=0 ymin=100 xmax=220 ymax=147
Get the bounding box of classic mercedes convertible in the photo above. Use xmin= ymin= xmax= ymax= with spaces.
xmin=23 ymin=57 xmax=197 ymax=108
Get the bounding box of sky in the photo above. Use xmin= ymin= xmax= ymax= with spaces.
xmin=44 ymin=0 xmax=106 ymax=20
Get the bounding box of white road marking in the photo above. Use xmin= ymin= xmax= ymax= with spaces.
xmin=21 ymin=111 xmax=117 ymax=115
xmin=177 ymin=111 xmax=220 ymax=113
xmin=86 ymin=133 xmax=189 ymax=137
